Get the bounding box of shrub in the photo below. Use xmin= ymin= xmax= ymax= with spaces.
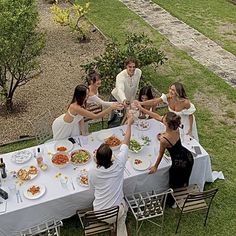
xmin=81 ymin=33 xmax=167 ymax=94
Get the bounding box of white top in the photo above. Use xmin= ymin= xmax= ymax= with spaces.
xmin=111 ymin=68 xmax=142 ymax=103
xmin=87 ymin=94 xmax=113 ymax=107
xmin=52 ymin=113 xmax=83 ymax=140
xmin=160 ymin=93 xmax=199 ymax=141
xmin=89 ymin=144 xmax=129 ymax=211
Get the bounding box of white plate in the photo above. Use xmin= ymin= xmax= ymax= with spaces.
xmin=54 ymin=140 xmax=73 ymax=152
xmin=135 ymin=120 xmax=150 ymax=131
xmin=76 ymin=175 xmax=89 ymax=187
xmin=129 ymin=139 xmax=144 ymax=153
xmin=132 ymin=158 xmax=150 ymax=171
xmin=23 ymin=184 xmax=46 ymax=200
xmin=17 ymin=166 xmax=39 ymax=181
xmin=11 ymin=150 xmax=33 ymax=164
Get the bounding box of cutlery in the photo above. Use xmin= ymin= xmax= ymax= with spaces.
xmin=71 ymin=179 xmax=75 ymax=190
xmin=119 ymin=128 xmax=125 ymax=136
xmin=16 ymin=192 xmax=19 ymax=203
xmin=77 ymin=137 xmax=82 ymax=147
xmin=17 ymin=190 xmax=23 ymax=203
xmin=124 ymin=167 xmax=131 ymax=176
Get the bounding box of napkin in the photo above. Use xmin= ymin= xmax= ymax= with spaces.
xmin=0 ymin=200 xmax=7 ymax=213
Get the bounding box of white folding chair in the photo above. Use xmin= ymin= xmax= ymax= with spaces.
xmin=125 ymin=188 xmax=173 ymax=235
xmin=19 ymin=219 xmax=63 ymax=236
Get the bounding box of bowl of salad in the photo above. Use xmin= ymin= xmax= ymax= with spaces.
xmin=129 ymin=139 xmax=143 ymax=153
xmin=70 ymin=149 xmax=91 ymax=166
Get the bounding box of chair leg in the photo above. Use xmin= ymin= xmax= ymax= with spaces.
xmin=204 ymin=208 xmax=211 ymax=226
xmin=136 ymin=221 xmax=139 ymax=236
xmin=175 ymin=212 xmax=183 ymax=234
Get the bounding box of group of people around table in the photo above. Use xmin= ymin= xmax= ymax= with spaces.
xmin=52 ymin=58 xmax=198 ymax=235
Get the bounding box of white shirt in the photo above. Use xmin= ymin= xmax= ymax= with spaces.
xmin=89 ymin=144 xmax=128 ymax=211
xmin=111 ymin=68 xmax=142 ymax=103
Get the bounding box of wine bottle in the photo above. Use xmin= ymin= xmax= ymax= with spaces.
xmin=0 ymin=158 xmax=7 ymax=179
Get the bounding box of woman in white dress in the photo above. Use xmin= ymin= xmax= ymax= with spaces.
xmin=52 ymin=84 xmax=122 ymax=140
xmin=86 ymin=70 xmax=114 ymax=107
xmin=137 ymin=82 xmax=199 ymax=141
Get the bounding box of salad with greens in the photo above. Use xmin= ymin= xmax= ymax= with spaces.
xmin=129 ymin=139 xmax=142 ymax=153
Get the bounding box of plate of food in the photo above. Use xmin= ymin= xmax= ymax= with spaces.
xmin=23 ymin=184 xmax=46 ymax=200
xmin=11 ymin=150 xmax=33 ymax=164
xmin=54 ymin=140 xmax=74 ymax=152
xmin=17 ymin=166 xmax=38 ymax=181
xmin=96 ymin=130 xmax=114 ymax=142
xmin=70 ymin=149 xmax=91 ymax=165
xmin=135 ymin=120 xmax=150 ymax=131
xmin=129 ymin=139 xmax=143 ymax=153
xmin=76 ymin=169 xmax=89 ymax=187
xmin=51 ymin=152 xmax=70 ymax=168
xmin=132 ymin=158 xmax=150 ymax=171
xmin=104 ymin=135 xmax=122 ymax=150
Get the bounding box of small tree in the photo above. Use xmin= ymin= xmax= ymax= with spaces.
xmin=0 ymin=0 xmax=45 ymax=111
xmin=81 ymin=33 xmax=168 ymax=94
xmin=51 ymin=1 xmax=91 ymax=42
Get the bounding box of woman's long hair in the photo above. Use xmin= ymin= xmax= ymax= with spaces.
xmin=165 ymin=112 xmax=181 ymax=130
xmin=138 ymin=86 xmax=154 ymax=101
xmin=70 ymin=84 xmax=88 ymax=107
xmin=171 ymin=82 xmax=187 ymax=99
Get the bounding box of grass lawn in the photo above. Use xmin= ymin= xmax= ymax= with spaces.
xmin=1 ymin=0 xmax=236 ymax=235
xmin=153 ymin=0 xmax=236 ymax=56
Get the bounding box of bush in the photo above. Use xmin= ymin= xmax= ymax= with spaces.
xmin=81 ymin=33 xmax=167 ymax=94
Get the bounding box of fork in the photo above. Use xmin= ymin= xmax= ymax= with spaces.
xmin=17 ymin=190 xmax=23 ymax=203
xmin=119 ymin=128 xmax=125 ymax=136
xmin=16 ymin=191 xmax=19 ymax=203
xmin=77 ymin=137 xmax=82 ymax=147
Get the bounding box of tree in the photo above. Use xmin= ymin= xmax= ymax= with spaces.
xmin=0 ymin=0 xmax=45 ymax=111
xmin=81 ymin=33 xmax=168 ymax=94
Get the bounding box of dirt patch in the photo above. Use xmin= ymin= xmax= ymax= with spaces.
xmin=0 ymin=1 xmax=105 ymax=145
xmin=194 ymin=91 xmax=236 ymax=126
xmin=218 ymin=23 xmax=236 ymax=42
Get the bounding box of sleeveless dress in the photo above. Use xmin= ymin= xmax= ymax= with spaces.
xmin=52 ymin=112 xmax=83 ymax=140
xmin=163 ymin=137 xmax=194 ymax=189
xmin=161 ymin=93 xmax=199 ymax=141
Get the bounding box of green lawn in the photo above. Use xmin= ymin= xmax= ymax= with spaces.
xmin=153 ymin=0 xmax=236 ymax=56
xmin=1 ymin=0 xmax=236 ymax=235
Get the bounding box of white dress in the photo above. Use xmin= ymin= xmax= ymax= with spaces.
xmin=52 ymin=113 xmax=83 ymax=140
xmin=161 ymin=94 xmax=199 ymax=141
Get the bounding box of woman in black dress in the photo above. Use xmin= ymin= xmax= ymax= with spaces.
xmin=135 ymin=103 xmax=194 ymax=203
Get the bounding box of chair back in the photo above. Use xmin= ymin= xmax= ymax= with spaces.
xmin=28 ymin=109 xmax=53 ymax=144
xmin=78 ymin=206 xmax=119 ymax=236
xmin=84 ymin=103 xmax=103 ymax=123
xmin=182 ymin=188 xmax=218 ymax=214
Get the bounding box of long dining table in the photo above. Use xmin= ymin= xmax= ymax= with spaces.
xmin=0 ymin=119 xmax=213 ymax=236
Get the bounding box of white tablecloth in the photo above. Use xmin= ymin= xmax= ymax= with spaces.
xmin=0 ymin=119 xmax=213 ymax=236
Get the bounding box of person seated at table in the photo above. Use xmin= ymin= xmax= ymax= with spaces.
xmin=138 ymin=85 xmax=155 ymax=119
xmin=136 ymin=82 xmax=199 ymax=141
xmin=87 ymin=70 xmax=114 ymax=107
xmin=136 ymin=104 xmax=194 ymax=207
xmin=108 ymin=58 xmax=142 ymax=128
xmin=52 ymin=84 xmax=122 ymax=140
xmin=89 ymin=112 xmax=133 ymax=236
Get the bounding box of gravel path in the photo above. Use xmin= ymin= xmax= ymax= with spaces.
xmin=0 ymin=1 xmax=105 ymax=145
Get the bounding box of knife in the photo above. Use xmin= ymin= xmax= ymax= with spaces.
xmin=77 ymin=137 xmax=82 ymax=147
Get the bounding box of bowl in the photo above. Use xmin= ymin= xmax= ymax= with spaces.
xmin=129 ymin=139 xmax=144 ymax=153
xmin=51 ymin=152 xmax=70 ymax=168
xmin=104 ymin=135 xmax=122 ymax=150
xmin=70 ymin=149 xmax=91 ymax=166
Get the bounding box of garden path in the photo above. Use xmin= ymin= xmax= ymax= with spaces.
xmin=120 ymin=0 xmax=236 ymax=88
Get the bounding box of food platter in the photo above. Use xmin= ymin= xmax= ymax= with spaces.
xmin=132 ymin=158 xmax=150 ymax=171
xmin=54 ymin=140 xmax=74 ymax=152
xmin=104 ymin=135 xmax=121 ymax=150
xmin=76 ymin=169 xmax=89 ymax=187
xmin=129 ymin=139 xmax=143 ymax=153
xmin=23 ymin=184 xmax=46 ymax=200
xmin=11 ymin=150 xmax=33 ymax=164
xmin=70 ymin=149 xmax=91 ymax=166
xmin=135 ymin=120 xmax=150 ymax=131
xmin=17 ymin=166 xmax=38 ymax=181
xmin=51 ymin=152 xmax=70 ymax=168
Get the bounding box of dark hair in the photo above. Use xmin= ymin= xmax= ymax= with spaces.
xmin=165 ymin=112 xmax=181 ymax=130
xmin=124 ymin=58 xmax=138 ymax=68
xmin=171 ymin=82 xmax=187 ymax=99
xmin=86 ymin=70 xmax=101 ymax=85
xmin=96 ymin=144 xmax=113 ymax=169
xmin=70 ymin=84 xmax=88 ymax=107
xmin=138 ymin=86 xmax=154 ymax=101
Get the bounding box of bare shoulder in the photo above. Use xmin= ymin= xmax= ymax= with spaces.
xmin=183 ymin=99 xmax=191 ymax=109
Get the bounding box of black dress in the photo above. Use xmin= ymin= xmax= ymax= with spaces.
xmin=163 ymin=137 xmax=194 ymax=189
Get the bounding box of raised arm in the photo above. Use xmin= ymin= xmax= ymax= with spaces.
xmin=88 ymin=95 xmax=114 ymax=107
xmin=137 ymin=103 xmax=163 ymax=122
xmin=122 ymin=112 xmax=133 ymax=145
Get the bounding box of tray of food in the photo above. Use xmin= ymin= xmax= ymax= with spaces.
xmin=104 ymin=135 xmax=122 ymax=150
xmin=70 ymin=149 xmax=91 ymax=165
xmin=17 ymin=166 xmax=38 ymax=181
xmin=51 ymin=152 xmax=70 ymax=168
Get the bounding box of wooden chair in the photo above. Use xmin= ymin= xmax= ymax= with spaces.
xmin=19 ymin=219 xmax=63 ymax=236
xmin=173 ymin=185 xmax=218 ymax=233
xmin=84 ymin=103 xmax=104 ymax=129
xmin=77 ymin=206 xmax=119 ymax=236
xmin=125 ymin=188 xmax=173 ymax=235
xmin=28 ymin=109 xmax=53 ymax=144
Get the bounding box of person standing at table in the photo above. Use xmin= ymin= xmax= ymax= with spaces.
xmin=89 ymin=112 xmax=133 ymax=236
xmin=108 ymin=58 xmax=142 ymax=127
xmin=136 ymin=103 xmax=194 ymax=206
xmin=52 ymin=84 xmax=122 ymax=140
xmin=136 ymin=82 xmax=199 ymax=141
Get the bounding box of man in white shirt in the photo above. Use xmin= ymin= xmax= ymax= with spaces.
xmin=89 ymin=112 xmax=133 ymax=236
xmin=108 ymin=58 xmax=142 ymax=127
